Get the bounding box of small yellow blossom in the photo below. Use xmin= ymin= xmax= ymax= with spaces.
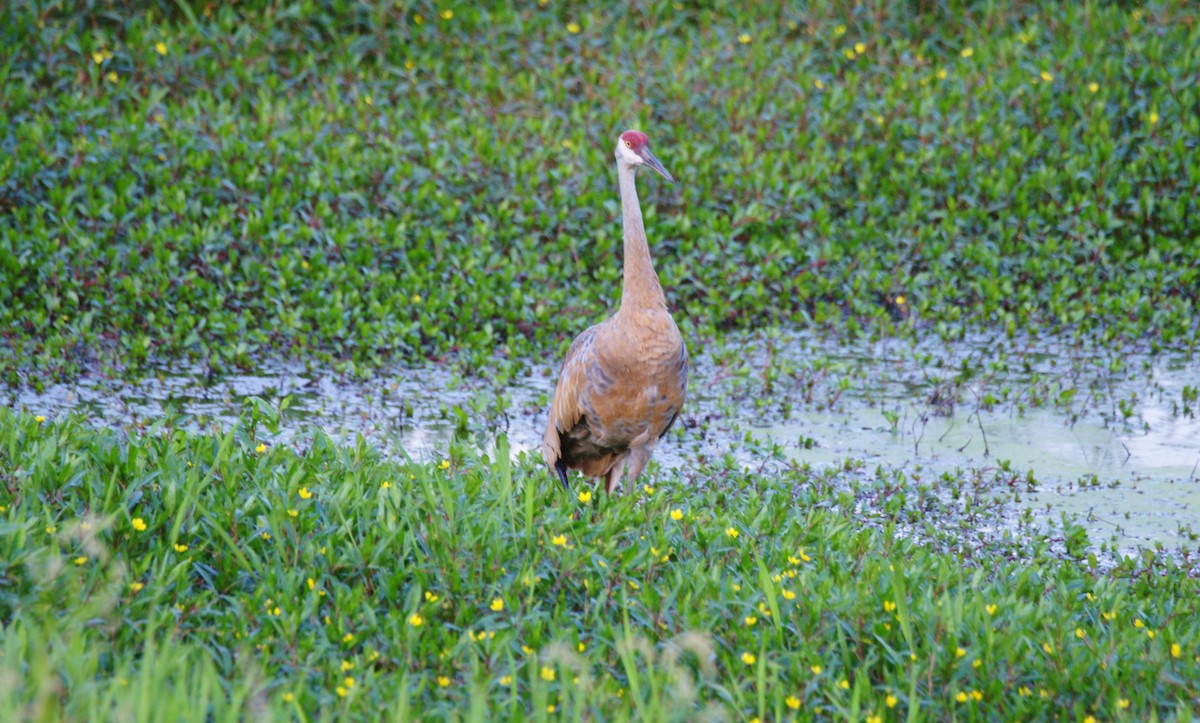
xmin=744 ymin=616 xmax=757 ymax=627
xmin=490 ymin=597 xmax=504 ymax=612
xmin=1148 ymin=111 xmax=1159 ymax=125
xmin=1042 ymin=642 xmax=1054 ymax=654
xmin=577 ymin=490 xmax=592 ymax=504
xmin=287 ymin=509 xmax=299 ymax=518
xmin=1118 ymin=698 xmax=1130 ymax=709
xmin=956 ymin=647 xmax=966 ymax=658
xmin=560 ymin=139 xmax=573 ymax=150
xmin=106 ymin=71 xmax=118 ymax=83
xmin=732 ymin=583 xmax=741 ymax=592
xmin=425 ymin=591 xmax=438 ymax=602
xmin=547 ymin=705 xmax=556 ymax=714
xmin=1088 ymin=82 xmax=1100 ymax=93
xmin=155 ymin=42 xmax=167 ymax=56
xmin=961 ymin=47 xmax=974 ymax=58
xmin=46 ymin=525 xmax=56 ymax=534
xmin=500 ymin=675 xmax=513 ymax=686
xmin=786 ymin=695 xmax=801 ymax=709
xmin=854 ymin=42 xmax=866 ymax=54
xmin=440 ymin=10 xmax=453 ymax=20
xmin=1076 ymin=627 xmax=1086 ymax=639
xmin=936 ymin=68 xmax=948 ymax=80
xmin=174 ymin=543 xmax=188 ymax=553
xmin=439 ymin=459 xmax=451 ymax=470
xmin=92 ymin=52 xmax=105 ymax=65
xmin=741 ymin=652 xmax=756 ymax=665
xmin=811 ymin=664 xmax=822 ymax=675
xmin=956 ymin=691 xmax=968 ymax=703
xmin=343 ymin=677 xmax=355 ymax=689
xmin=971 ymin=690 xmax=983 ymax=701
xmin=782 ymin=589 xmax=796 ymax=600
xmin=74 ymin=556 xmax=87 ymax=566
xmin=437 ymin=675 xmax=450 ymax=687
xmin=834 ymin=24 xmax=846 ymax=36
xmin=130 ymin=582 xmax=144 ymax=593
xmin=1040 ymin=70 xmax=1054 ymax=82
xmin=838 ymin=679 xmax=850 ymax=690
xmin=132 ymin=518 xmax=147 ymax=532
xmin=1171 ymin=643 xmax=1182 ymax=658
xmin=299 ymin=487 xmax=312 ymax=499
xmin=413 ymin=14 xmax=423 ymax=24
xmin=411 ymin=293 xmax=421 ymax=303
xmin=341 ymin=660 xmax=354 ymax=672
xmin=408 ymin=613 xmax=423 ymax=627
xmin=342 ymin=633 xmax=354 ymax=643
xmin=552 ymin=534 xmax=567 ymax=547
xmin=670 ymin=509 xmax=683 ymax=521
xmin=567 ymin=22 xmax=581 ymax=34
xmin=643 ymin=484 xmax=655 ymax=494
xmin=814 ymin=79 xmax=825 ymax=90
xmin=380 ymin=481 xmax=391 ymax=490
xmin=886 ymin=694 xmax=898 ymax=708
xmin=262 ymin=532 xmax=271 ymax=540
xmin=283 ymin=692 xmax=294 ymax=702
xmin=884 ymin=600 xmax=896 ymax=613
xmin=985 ymin=603 xmax=997 ymax=615
xmin=577 ymin=642 xmax=586 ymax=652
xmin=1134 ymin=618 xmax=1145 ymax=628
xmin=725 ymin=527 xmax=739 ymax=539
xmin=540 ymin=666 xmax=555 ymax=681
xmin=36 ymin=415 xmax=47 ymax=423
xmin=738 ymin=34 xmax=751 ymax=45
xmin=335 ymin=686 xmax=348 ymax=697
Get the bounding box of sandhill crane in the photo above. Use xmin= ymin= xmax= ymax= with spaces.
xmin=542 ymin=130 xmax=688 ymax=494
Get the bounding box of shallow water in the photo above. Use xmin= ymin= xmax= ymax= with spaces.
xmin=7 ymin=330 xmax=1199 ymax=559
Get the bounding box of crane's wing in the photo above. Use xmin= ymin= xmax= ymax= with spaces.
xmin=542 ymin=324 xmax=607 ymax=486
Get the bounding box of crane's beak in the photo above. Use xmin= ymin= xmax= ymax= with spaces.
xmin=640 ymin=148 xmax=674 ymax=183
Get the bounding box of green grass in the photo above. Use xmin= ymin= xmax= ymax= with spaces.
xmin=1 ymin=407 xmax=1198 ymax=720
xmin=2 ymin=1 xmax=1197 ymax=383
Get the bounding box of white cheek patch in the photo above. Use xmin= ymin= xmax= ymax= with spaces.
xmin=616 ymin=142 xmax=643 ymax=165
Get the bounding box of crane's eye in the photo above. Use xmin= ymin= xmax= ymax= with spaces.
xmin=625 ymin=141 xmax=632 ymax=148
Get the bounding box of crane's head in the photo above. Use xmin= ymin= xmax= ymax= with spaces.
xmin=616 ymin=130 xmax=673 ymax=183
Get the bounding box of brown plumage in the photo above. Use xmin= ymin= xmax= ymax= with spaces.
xmin=542 ymin=130 xmax=689 ymax=493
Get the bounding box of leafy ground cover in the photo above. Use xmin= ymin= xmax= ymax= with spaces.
xmin=2 ymin=1 xmax=1198 ymax=383
xmin=2 ymin=408 xmax=1198 ymax=721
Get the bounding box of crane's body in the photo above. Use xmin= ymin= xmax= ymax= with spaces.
xmin=542 ymin=131 xmax=688 ymax=493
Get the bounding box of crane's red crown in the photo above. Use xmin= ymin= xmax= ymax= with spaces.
xmin=620 ymin=130 xmax=649 ymax=150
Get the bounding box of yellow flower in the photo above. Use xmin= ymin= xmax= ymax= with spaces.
xmin=1076 ymin=627 xmax=1086 ymax=639
xmin=1148 ymin=112 xmax=1159 ymax=125
xmin=1088 ymin=82 xmax=1100 ymax=93
xmin=936 ymin=68 xmax=948 ymax=80
xmin=854 ymin=42 xmax=866 ymax=54
xmin=960 ymin=47 xmax=974 ymax=58
xmin=744 ymin=616 xmax=757 ymax=626
xmin=342 ymin=633 xmax=354 ymax=643
xmin=786 ymin=695 xmax=800 ymax=709
xmin=732 ymin=583 xmax=741 ymax=592
xmin=439 ymin=459 xmax=451 ymax=470
xmin=567 ymin=22 xmax=581 ymax=34
xmin=437 ymin=675 xmax=450 ymax=687
xmin=956 ymin=691 xmax=968 ymax=703
xmin=1134 ymin=618 xmax=1144 ymax=628
xmin=725 ymin=527 xmax=739 ymax=539
xmin=643 ymin=484 xmax=655 ymax=494
xmin=490 ymin=597 xmax=504 ymax=612
xmin=413 ymin=14 xmax=423 ymax=24
xmin=971 ymin=690 xmax=983 ymax=701
xmin=262 ymin=532 xmax=271 ymax=540
xmin=74 ymin=556 xmax=87 ymax=566
xmin=883 ymin=600 xmax=896 ymax=613
xmin=738 ymin=34 xmax=751 ymax=45
xmin=92 ymin=51 xmax=105 ymax=65
xmin=380 ymin=481 xmax=391 ymax=490
xmin=1018 ymin=686 xmax=1031 ymax=696
xmin=255 ymin=442 xmax=267 ymax=453
xmin=500 ymin=675 xmax=513 ymax=686
xmin=540 ymin=666 xmax=555 ymax=681
xmin=155 ymin=41 xmax=167 ymax=56
xmin=46 ymin=525 xmax=56 ymax=534
xmin=130 ymin=581 xmax=144 ymax=593
xmin=335 ymin=686 xmax=348 ymax=697
xmin=1042 ymin=642 xmax=1054 ymax=654
xmin=440 ymin=9 xmax=453 ymax=20
xmin=424 ymin=591 xmax=438 ymax=602
xmin=834 ymin=24 xmax=847 ymax=36
xmin=343 ymin=676 xmax=355 ymax=689
xmin=813 ymin=79 xmax=825 ymax=90
xmin=577 ymin=642 xmax=586 ymax=652
xmin=1040 ymin=70 xmax=1054 ymax=82
xmin=283 ymin=692 xmax=294 ymax=702
xmin=174 ymin=543 xmax=188 ymax=553
xmin=408 ymin=613 xmax=424 ymax=627
xmin=307 ymin=578 xmax=315 ymax=590
xmin=810 ymin=664 xmax=822 ymax=675
xmin=577 ymin=490 xmax=592 ymax=504
xmin=1118 ymin=698 xmax=1130 ymax=709
xmin=106 ymin=71 xmax=118 ymax=83
xmin=35 ymin=415 xmax=47 ymax=423
xmin=552 ymin=534 xmax=567 ymax=547
xmin=886 ymin=694 xmax=898 ymax=708
xmin=411 ymin=293 xmax=421 ymax=303
xmin=132 ymin=518 xmax=147 ymax=532
xmin=670 ymin=509 xmax=683 ymax=521
xmin=1171 ymin=643 xmax=1181 ymax=658
xmin=287 ymin=509 xmax=298 ymax=518
xmin=741 ymin=652 xmax=756 ymax=665
xmin=780 ymin=589 xmax=796 ymax=601
xmin=341 ymin=660 xmax=354 ymax=671
xmin=299 ymin=487 xmax=312 ymax=499
xmin=985 ymin=603 xmax=997 ymax=615
xmin=547 ymin=705 xmax=556 ymax=713
xmin=838 ymin=679 xmax=850 ymax=690
xmin=956 ymin=647 xmax=966 ymax=658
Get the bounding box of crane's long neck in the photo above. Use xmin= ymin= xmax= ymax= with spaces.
xmin=617 ymin=163 xmax=666 ymax=312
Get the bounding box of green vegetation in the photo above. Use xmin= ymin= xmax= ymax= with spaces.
xmin=2 ymin=1 xmax=1197 ymax=383
xmin=2 ymin=408 xmax=1197 ymax=720
xmin=3 ymin=1 xmax=1199 ymax=719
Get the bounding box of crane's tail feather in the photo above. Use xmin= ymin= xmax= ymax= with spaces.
xmin=554 ymin=459 xmax=569 ymax=490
